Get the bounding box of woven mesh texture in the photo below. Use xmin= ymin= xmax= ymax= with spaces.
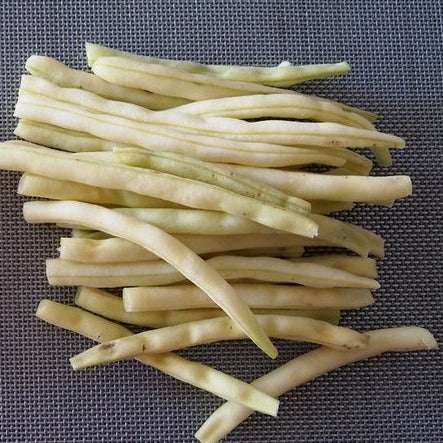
xmin=0 ymin=0 xmax=442 ymax=441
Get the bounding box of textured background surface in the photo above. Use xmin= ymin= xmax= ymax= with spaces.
xmin=0 ymin=1 xmax=442 ymax=441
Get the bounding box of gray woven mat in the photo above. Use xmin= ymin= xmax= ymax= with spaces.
xmin=0 ymin=1 xmax=442 ymax=441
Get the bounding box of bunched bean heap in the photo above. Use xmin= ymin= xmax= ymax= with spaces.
xmin=0 ymin=43 xmax=437 ymax=442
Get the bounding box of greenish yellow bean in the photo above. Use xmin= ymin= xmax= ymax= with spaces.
xmin=86 ymin=43 xmax=350 ymax=87
xmin=63 ymin=206 xmax=382 ymax=257
xmin=68 ymin=207 xmax=276 ymax=235
xmin=70 ymin=229 xmax=110 ymax=239
xmin=337 ymin=102 xmax=378 ymax=122
xmin=373 ymin=146 xmax=393 ymax=167
xmin=193 ymin=120 xmax=405 ymax=149
xmin=69 ymin=222 xmax=379 ymax=259
xmin=67 ymin=232 xmax=305 ymax=258
xmin=203 ymin=246 xmax=304 ymax=260
xmin=75 ymin=288 xmax=245 ymax=327
xmin=326 ymin=165 xmax=370 ymax=176
xmin=15 ymin=120 xmax=117 ymax=152
xmin=308 ymin=215 xmax=367 ymax=257
xmin=310 ymin=200 xmax=355 ymax=214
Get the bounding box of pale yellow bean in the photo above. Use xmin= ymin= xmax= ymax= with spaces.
xmin=26 ymin=55 xmax=188 ymax=109
xmin=86 ymin=43 xmax=350 ymax=87
xmin=219 ymin=164 xmax=412 ymax=203
xmin=24 ymin=200 xmax=277 ymax=358
xmin=15 ymin=93 xmax=346 ymax=168
xmin=173 ymin=94 xmax=372 ymax=128
xmin=123 ymin=285 xmax=374 ymax=312
xmin=1 ymin=142 xmax=319 ymax=237
xmin=92 ymin=56 xmax=300 ymax=100
xmin=17 ymin=173 xmax=181 ymax=208
xmin=58 ymin=234 xmax=306 ymax=263
xmin=36 ymin=300 xmax=278 ymax=416
xmin=195 ymin=327 xmax=438 ymax=442
xmin=70 ymin=315 xmax=369 ymax=370
xmin=45 ymin=256 xmax=379 ymax=289
xmin=75 ymin=287 xmax=341 ymax=327
xmin=291 ymin=255 xmax=378 ymax=279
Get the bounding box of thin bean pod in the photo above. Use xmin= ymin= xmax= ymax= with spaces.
xmin=70 ymin=315 xmax=369 ymax=370
xmin=16 ymin=93 xmax=342 ymax=168
xmin=86 ymin=43 xmax=350 ymax=87
xmin=123 ymin=285 xmax=374 ymax=312
xmin=36 ymin=300 xmax=279 ymax=415
xmin=310 ymin=200 xmax=354 ymax=214
xmin=195 ymin=327 xmax=438 ymax=442
xmin=58 ymin=234 xmax=307 ymax=263
xmin=26 ymin=55 xmax=188 ymax=109
xmin=173 ymin=94 xmax=373 ymax=128
xmin=15 ymin=119 xmax=117 ymax=152
xmin=114 ymin=147 xmax=310 ymax=212
xmin=291 ymin=255 xmax=378 ymax=279
xmin=45 ymin=256 xmax=380 ymax=289
xmin=17 ymin=173 xmax=181 ymax=208
xmin=24 ymin=200 xmax=278 ymax=358
xmin=61 ymin=206 xmax=381 ymax=257
xmin=220 ymin=164 xmax=412 ymax=203
xmin=75 ymin=287 xmax=341 ymax=327
xmin=1 ymin=142 xmax=319 ymax=237
xmin=91 ymin=56 xmax=303 ymax=100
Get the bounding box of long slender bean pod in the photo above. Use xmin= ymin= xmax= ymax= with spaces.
xmin=70 ymin=315 xmax=369 ymax=370
xmin=26 ymin=55 xmax=188 ymax=109
xmin=86 ymin=43 xmax=350 ymax=87
xmin=75 ymin=288 xmax=341 ymax=327
xmin=36 ymin=300 xmax=278 ymax=415
xmin=123 ymin=285 xmax=374 ymax=312
xmin=24 ymin=200 xmax=278 ymax=358
xmin=45 ymin=256 xmax=380 ymax=289
xmin=195 ymin=327 xmax=438 ymax=442
xmin=1 ymin=142 xmax=319 ymax=237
